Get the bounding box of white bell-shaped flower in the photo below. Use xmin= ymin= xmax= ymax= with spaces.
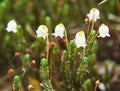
xmin=87 ymin=8 xmax=100 ymax=22
xmin=98 ymin=24 xmax=110 ymax=38
xmin=74 ymin=31 xmax=87 ymax=48
xmin=52 ymin=23 xmax=65 ymax=38
xmin=36 ymin=25 xmax=48 ymax=39
xmin=6 ymin=20 xmax=17 ymax=33
xmin=98 ymin=82 xmax=106 ymax=91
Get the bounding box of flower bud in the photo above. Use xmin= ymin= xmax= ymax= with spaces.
xmin=31 ymin=60 xmax=36 ymax=66
xmin=8 ymin=68 xmax=14 ymax=76
xmin=84 ymin=18 xmax=89 ymax=23
xmin=50 ymin=42 xmax=56 ymax=48
xmin=22 ymin=67 xmax=26 ymax=73
xmin=14 ymin=52 xmax=21 ymax=57
xmin=28 ymin=84 xmax=34 ymax=90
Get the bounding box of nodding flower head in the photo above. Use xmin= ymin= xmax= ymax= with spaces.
xmin=6 ymin=20 xmax=17 ymax=33
xmin=87 ymin=8 xmax=100 ymax=22
xmin=98 ymin=24 xmax=110 ymax=38
xmin=52 ymin=23 xmax=65 ymax=38
xmin=36 ymin=25 xmax=48 ymax=39
xmin=74 ymin=31 xmax=87 ymax=48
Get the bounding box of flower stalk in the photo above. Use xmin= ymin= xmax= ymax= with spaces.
xmin=64 ymin=28 xmax=69 ymax=53
xmin=94 ymin=80 xmax=100 ymax=91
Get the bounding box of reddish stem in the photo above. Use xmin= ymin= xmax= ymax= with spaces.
xmin=49 ymin=47 xmax=53 ymax=83
xmin=10 ymin=76 xmax=14 ymax=91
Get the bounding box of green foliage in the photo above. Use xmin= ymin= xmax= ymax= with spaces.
xmin=40 ymin=58 xmax=48 ymax=68
xmin=23 ymin=54 xmax=30 ymax=67
xmin=40 ymin=58 xmax=54 ymax=91
xmin=14 ymin=75 xmax=20 ymax=91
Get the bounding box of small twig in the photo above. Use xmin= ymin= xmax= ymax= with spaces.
xmin=54 ymin=37 xmax=62 ymax=58
xmin=92 ymin=29 xmax=99 ymax=42
xmin=49 ymin=47 xmax=53 ymax=83
xmin=87 ymin=21 xmax=91 ymax=39
xmin=10 ymin=77 xmax=14 ymax=91
xmin=46 ymin=35 xmax=49 ymax=61
xmin=98 ymin=0 xmax=108 ymax=5
xmin=82 ymin=47 xmax=86 ymax=57
xmin=8 ymin=68 xmax=14 ymax=91
xmin=64 ymin=28 xmax=69 ymax=54
xmin=91 ymin=17 xmax=95 ymax=32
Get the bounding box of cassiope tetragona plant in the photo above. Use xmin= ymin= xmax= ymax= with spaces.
xmin=36 ymin=25 xmax=48 ymax=39
xmin=74 ymin=31 xmax=87 ymax=48
xmin=40 ymin=58 xmax=54 ymax=91
xmin=87 ymin=8 xmax=100 ymax=22
xmin=98 ymin=23 xmax=110 ymax=38
xmin=6 ymin=19 xmax=17 ymax=33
